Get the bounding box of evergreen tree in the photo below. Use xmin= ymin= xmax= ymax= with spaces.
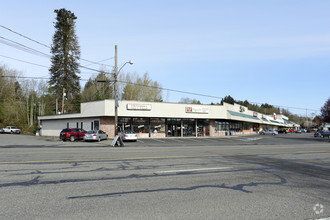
xmin=48 ymin=8 xmax=81 ymax=113
xmin=81 ymin=71 xmax=113 ymax=102
xmin=320 ymin=98 xmax=330 ymax=123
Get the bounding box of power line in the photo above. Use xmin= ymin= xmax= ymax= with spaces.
xmin=0 ymin=74 xmax=319 ymax=112
xmin=0 ymin=24 xmax=50 ymax=48
xmin=0 ymin=24 xmax=112 ymax=67
xmin=0 ymin=54 xmax=49 ymax=68
xmin=0 ymin=35 xmax=50 ymax=58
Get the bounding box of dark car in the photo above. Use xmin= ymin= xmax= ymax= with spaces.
xmin=277 ymin=129 xmax=287 ymax=134
xmin=314 ymin=130 xmax=328 ymax=138
xmin=322 ymin=130 xmax=330 ymax=138
xmin=60 ymin=128 xmax=87 ymax=142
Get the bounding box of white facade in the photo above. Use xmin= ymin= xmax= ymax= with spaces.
xmin=38 ymin=100 xmax=298 ymax=137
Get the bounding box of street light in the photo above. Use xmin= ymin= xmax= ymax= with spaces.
xmin=114 ymin=45 xmax=133 ymax=136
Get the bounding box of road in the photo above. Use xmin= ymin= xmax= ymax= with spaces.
xmin=0 ymin=133 xmax=330 ymax=219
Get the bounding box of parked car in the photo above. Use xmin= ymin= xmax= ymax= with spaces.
xmin=314 ymin=130 xmax=330 ymax=138
xmin=3 ymin=126 xmax=21 ymax=134
xmin=121 ymin=130 xmax=137 ymax=141
xmin=322 ymin=130 xmax=330 ymax=138
xmin=60 ymin=128 xmax=87 ymax=142
xmin=314 ymin=130 xmax=324 ymax=137
xmin=84 ymin=130 xmax=108 ymax=142
xmin=277 ymin=129 xmax=287 ymax=134
xmin=259 ymin=130 xmax=278 ymax=136
xmin=288 ymin=129 xmax=295 ymax=133
xmin=295 ymin=129 xmax=302 ymax=134
xmin=0 ymin=128 xmax=4 ymax=134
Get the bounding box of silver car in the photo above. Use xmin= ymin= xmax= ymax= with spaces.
xmin=84 ymin=130 xmax=108 ymax=142
xmin=121 ymin=130 xmax=137 ymax=141
xmin=259 ymin=130 xmax=278 ymax=136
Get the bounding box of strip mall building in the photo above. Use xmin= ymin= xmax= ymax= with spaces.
xmin=38 ymin=100 xmax=300 ymax=138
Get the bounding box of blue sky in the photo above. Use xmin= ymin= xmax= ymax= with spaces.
xmin=1 ymin=0 xmax=330 ymax=117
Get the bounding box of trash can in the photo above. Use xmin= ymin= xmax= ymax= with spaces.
xmin=225 ymin=131 xmax=228 ymax=136
xmin=34 ymin=128 xmax=40 ymax=136
xmin=230 ymin=131 xmax=232 ymax=136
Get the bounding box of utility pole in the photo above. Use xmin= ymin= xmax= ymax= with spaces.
xmin=61 ymin=88 xmax=66 ymax=114
xmin=56 ymin=98 xmax=58 ymax=114
xmin=114 ymin=45 xmax=118 ymax=136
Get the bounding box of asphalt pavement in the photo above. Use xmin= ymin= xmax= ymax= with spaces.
xmin=0 ymin=133 xmax=330 ymax=219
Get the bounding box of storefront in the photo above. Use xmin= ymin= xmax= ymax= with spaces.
xmin=38 ymin=100 xmax=297 ymax=138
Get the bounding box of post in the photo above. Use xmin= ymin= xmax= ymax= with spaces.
xmin=61 ymin=88 xmax=65 ymax=114
xmin=56 ymin=98 xmax=58 ymax=114
xmin=114 ymin=45 xmax=118 ymax=136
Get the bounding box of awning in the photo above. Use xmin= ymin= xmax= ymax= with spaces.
xmin=283 ymin=118 xmax=291 ymax=124
xmin=270 ymin=120 xmax=281 ymax=124
xmin=262 ymin=118 xmax=269 ymax=122
xmin=228 ymin=110 xmax=260 ymax=121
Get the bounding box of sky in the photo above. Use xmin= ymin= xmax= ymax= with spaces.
xmin=1 ymin=0 xmax=330 ymax=117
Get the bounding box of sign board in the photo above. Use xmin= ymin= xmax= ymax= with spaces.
xmin=253 ymin=112 xmax=258 ymax=117
xmin=111 ymin=135 xmax=124 ymax=147
xmin=185 ymin=106 xmax=209 ymax=114
xmin=127 ymin=104 xmax=152 ymax=111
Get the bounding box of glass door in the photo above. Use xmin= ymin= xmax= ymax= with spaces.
xmin=167 ymin=119 xmax=181 ymax=137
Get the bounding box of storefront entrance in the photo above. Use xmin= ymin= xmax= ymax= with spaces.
xmin=167 ymin=119 xmax=181 ymax=137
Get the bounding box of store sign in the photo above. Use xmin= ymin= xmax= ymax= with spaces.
xmin=127 ymin=104 xmax=152 ymax=111
xmin=273 ymin=113 xmax=277 ymax=120
xmin=239 ymin=106 xmax=245 ymax=112
xmin=185 ymin=106 xmax=209 ymax=114
xmin=253 ymin=112 xmax=258 ymax=117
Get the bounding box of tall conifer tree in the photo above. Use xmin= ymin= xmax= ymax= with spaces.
xmin=49 ymin=8 xmax=81 ymax=113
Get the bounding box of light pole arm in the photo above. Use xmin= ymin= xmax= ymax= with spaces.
xmin=117 ymin=60 xmax=133 ymax=77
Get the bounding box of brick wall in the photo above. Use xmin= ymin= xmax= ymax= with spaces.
xmin=100 ymin=116 xmax=115 ymax=138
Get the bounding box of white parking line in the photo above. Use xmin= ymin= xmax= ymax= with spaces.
xmin=188 ymin=139 xmax=201 ymax=143
xmin=137 ymin=139 xmax=144 ymax=143
xmin=155 ymin=167 xmax=232 ymax=174
xmin=152 ymin=139 xmax=166 ymax=143
xmin=205 ymin=139 xmax=218 ymax=143
xmin=170 ymin=139 xmax=184 ymax=143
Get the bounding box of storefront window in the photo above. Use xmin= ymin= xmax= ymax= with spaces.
xmin=215 ymin=121 xmax=229 ymax=131
xmin=167 ymin=119 xmax=181 ymax=137
xmin=229 ymin=121 xmax=242 ymax=132
xmin=132 ymin=118 xmax=150 ymax=134
xmin=197 ymin=119 xmax=210 ymax=136
xmin=150 ymin=118 xmax=165 ymax=134
xmin=118 ymin=117 xmax=132 ymax=132
xmin=243 ymin=122 xmax=250 ymax=130
xmin=252 ymin=124 xmax=259 ymax=132
xmin=183 ymin=119 xmax=195 ymax=137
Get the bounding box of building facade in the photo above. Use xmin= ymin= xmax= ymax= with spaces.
xmin=38 ymin=100 xmax=299 ymax=138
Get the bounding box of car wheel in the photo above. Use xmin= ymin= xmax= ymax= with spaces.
xmin=98 ymin=137 xmax=101 ymax=142
xmin=70 ymin=136 xmax=75 ymax=142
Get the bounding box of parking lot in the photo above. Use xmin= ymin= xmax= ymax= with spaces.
xmin=0 ymin=132 xmax=330 ymax=219
xmin=0 ymin=132 xmax=329 ymax=148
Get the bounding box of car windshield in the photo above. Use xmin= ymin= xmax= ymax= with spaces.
xmin=124 ymin=130 xmax=135 ymax=134
xmin=87 ymin=130 xmax=97 ymax=134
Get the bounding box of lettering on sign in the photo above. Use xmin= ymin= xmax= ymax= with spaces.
xmin=127 ymin=104 xmax=152 ymax=111
xmin=253 ymin=112 xmax=258 ymax=117
xmin=185 ymin=106 xmax=209 ymax=114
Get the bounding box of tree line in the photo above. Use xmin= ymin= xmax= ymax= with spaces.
xmin=1 ymin=8 xmax=328 ymax=133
